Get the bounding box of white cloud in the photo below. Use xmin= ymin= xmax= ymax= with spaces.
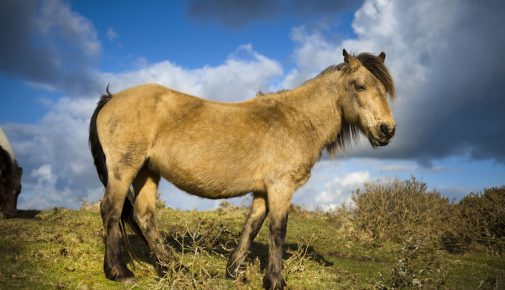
xmin=314 ymin=171 xmax=369 ymax=210
xmin=291 ymin=160 xmax=372 ymax=210
xmin=37 ymin=0 xmax=101 ymax=56
xmin=19 ymin=163 xmax=85 ymax=209
xmin=102 ymin=44 xmax=283 ymax=101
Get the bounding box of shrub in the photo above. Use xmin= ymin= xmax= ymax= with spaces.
xmin=351 ymin=177 xmax=505 ymax=255
xmin=352 ymin=177 xmax=451 ymax=243
xmin=456 ymin=186 xmax=505 ymax=255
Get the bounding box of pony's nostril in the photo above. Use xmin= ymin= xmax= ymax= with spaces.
xmin=379 ymin=123 xmax=395 ymax=139
xmin=380 ymin=123 xmax=388 ymax=137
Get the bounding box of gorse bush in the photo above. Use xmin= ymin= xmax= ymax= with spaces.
xmin=456 ymin=187 xmax=505 ymax=255
xmin=351 ymin=177 xmax=505 ymax=255
xmin=352 ymin=177 xmax=450 ymax=243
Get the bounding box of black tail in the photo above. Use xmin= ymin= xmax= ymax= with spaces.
xmin=89 ymin=85 xmax=112 ymax=187
xmin=88 ymin=86 xmax=147 ymax=265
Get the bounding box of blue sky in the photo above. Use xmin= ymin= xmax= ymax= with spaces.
xmin=1 ymin=0 xmax=504 ymax=210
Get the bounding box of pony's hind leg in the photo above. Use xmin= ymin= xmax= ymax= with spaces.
xmin=132 ymin=167 xmax=172 ymax=276
xmin=101 ymin=168 xmax=139 ymax=283
xmin=227 ymin=193 xmax=268 ymax=278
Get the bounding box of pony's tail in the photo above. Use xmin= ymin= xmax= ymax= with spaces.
xmin=89 ymin=85 xmax=112 ymax=187
xmin=120 ymin=191 xmax=148 ymax=267
xmin=88 ymin=86 xmax=146 ymax=266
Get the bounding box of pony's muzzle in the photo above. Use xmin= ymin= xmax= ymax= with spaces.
xmin=378 ymin=123 xmax=396 ymax=143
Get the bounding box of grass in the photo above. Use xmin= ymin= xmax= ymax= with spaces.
xmin=1 ymin=206 xmax=504 ymax=289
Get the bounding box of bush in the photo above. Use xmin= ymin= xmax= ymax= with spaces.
xmin=456 ymin=187 xmax=505 ymax=255
xmin=352 ymin=177 xmax=451 ymax=243
xmin=351 ymin=177 xmax=505 ymax=255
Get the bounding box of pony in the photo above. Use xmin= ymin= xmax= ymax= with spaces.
xmin=0 ymin=128 xmax=23 ymax=218
xmin=89 ymin=49 xmax=396 ymax=289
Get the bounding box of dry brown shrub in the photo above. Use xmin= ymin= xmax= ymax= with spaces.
xmin=351 ymin=177 xmax=505 ymax=255
xmin=352 ymin=177 xmax=451 ymax=244
xmin=454 ymin=186 xmax=505 ymax=255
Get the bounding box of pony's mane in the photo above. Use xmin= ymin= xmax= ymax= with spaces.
xmin=315 ymin=63 xmax=346 ymax=78
xmin=325 ymin=122 xmax=360 ymax=157
xmin=256 ymin=89 xmax=289 ymax=97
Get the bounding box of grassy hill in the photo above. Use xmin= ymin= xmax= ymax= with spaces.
xmin=1 ymin=201 xmax=504 ymax=289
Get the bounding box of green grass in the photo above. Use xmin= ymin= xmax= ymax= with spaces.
xmin=1 ymin=206 xmax=503 ymax=289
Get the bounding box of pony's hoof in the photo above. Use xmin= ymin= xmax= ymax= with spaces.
xmin=104 ymin=262 xmax=135 ymax=283
xmin=263 ymin=273 xmax=286 ymax=290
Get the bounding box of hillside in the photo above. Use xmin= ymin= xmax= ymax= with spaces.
xmin=1 ymin=202 xmax=504 ymax=289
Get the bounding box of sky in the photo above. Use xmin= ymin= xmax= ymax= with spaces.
xmin=1 ymin=0 xmax=504 ymax=211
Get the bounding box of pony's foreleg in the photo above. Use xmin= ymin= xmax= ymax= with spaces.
xmin=226 ymin=193 xmax=268 ymax=278
xmin=100 ymin=174 xmax=136 ymax=283
xmin=263 ymin=183 xmax=293 ymax=290
xmin=132 ymin=168 xmax=171 ymax=276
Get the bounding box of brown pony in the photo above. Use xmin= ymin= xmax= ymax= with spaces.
xmin=89 ymin=50 xmax=396 ymax=289
xmin=0 ymin=128 xmax=23 ymax=218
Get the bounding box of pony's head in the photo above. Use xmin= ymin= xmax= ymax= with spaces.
xmin=333 ymin=49 xmax=396 ymax=149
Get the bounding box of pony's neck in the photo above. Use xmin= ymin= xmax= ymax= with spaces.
xmin=275 ymin=75 xmax=346 ymax=153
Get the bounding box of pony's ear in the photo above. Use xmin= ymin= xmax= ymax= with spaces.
xmin=378 ymin=51 xmax=386 ymax=63
xmin=343 ymin=49 xmax=360 ymax=71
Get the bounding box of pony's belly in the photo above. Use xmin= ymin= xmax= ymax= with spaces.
xmin=149 ymin=158 xmax=264 ymax=199
xmin=168 ymin=178 xmax=253 ymax=199
xmin=148 ymin=130 xmax=266 ymax=198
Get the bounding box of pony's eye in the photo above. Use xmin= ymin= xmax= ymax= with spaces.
xmin=354 ymin=82 xmax=366 ymax=92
